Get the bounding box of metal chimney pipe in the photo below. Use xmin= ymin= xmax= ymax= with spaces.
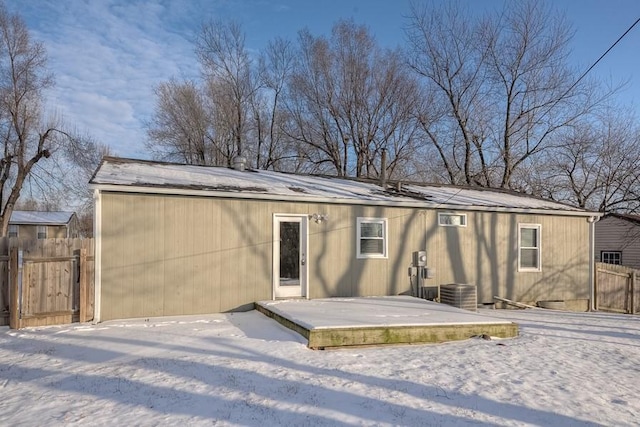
xmin=233 ymin=156 xmax=246 ymax=171
xmin=380 ymin=148 xmax=387 ymax=188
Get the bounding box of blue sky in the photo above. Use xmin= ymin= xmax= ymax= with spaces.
xmin=6 ymin=0 xmax=640 ymax=159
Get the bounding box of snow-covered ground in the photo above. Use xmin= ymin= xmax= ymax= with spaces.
xmin=1 ymin=308 xmax=638 ymax=426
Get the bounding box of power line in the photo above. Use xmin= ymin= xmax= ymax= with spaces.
xmin=562 ymin=16 xmax=640 ymax=99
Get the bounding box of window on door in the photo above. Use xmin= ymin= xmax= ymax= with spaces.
xmin=601 ymin=251 xmax=622 ymax=265
xmin=279 ymin=221 xmax=300 ymax=285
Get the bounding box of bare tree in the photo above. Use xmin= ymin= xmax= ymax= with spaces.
xmin=149 ymin=20 xmax=259 ymax=168
xmin=146 ymin=79 xmax=229 ymax=165
xmin=196 ymin=19 xmax=258 ymax=163
xmin=62 ymin=134 xmax=110 ymax=237
xmin=149 ymin=20 xmax=421 ymax=179
xmin=0 ymin=4 xmax=72 ymax=236
xmin=407 ymin=1 xmax=603 ymax=188
xmin=17 ymin=129 xmax=110 ymax=237
xmin=286 ymin=29 xmax=344 ymax=175
xmin=523 ymin=110 xmax=640 ymax=213
xmin=286 ymin=20 xmax=421 ymax=178
xmin=407 ymin=3 xmax=488 ymax=185
xmin=254 ymin=37 xmax=297 ymax=171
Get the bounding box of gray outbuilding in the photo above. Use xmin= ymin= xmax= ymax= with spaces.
xmin=595 ymin=213 xmax=640 ymax=269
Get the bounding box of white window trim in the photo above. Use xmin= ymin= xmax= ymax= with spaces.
xmin=356 ymin=217 xmax=388 ymax=259
xmin=518 ymin=223 xmax=541 ymax=272
xmin=438 ymin=212 xmax=467 ymax=227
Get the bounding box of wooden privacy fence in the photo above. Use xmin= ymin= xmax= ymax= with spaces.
xmin=0 ymin=238 xmax=94 ymax=329
xmin=595 ymin=262 xmax=639 ymax=314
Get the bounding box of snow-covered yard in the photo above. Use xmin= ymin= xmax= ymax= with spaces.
xmin=1 ymin=308 xmax=638 ymax=426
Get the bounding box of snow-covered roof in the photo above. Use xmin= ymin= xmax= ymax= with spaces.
xmin=90 ymin=157 xmax=598 ymax=216
xmin=10 ymin=210 xmax=76 ymax=225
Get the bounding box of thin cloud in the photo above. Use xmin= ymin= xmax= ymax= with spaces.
xmin=5 ymin=0 xmax=639 ymax=159
xmin=7 ymin=0 xmax=205 ymax=157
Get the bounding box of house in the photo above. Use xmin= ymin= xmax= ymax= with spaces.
xmin=9 ymin=210 xmax=80 ymax=239
xmin=595 ymin=213 xmax=640 ymax=269
xmin=89 ymin=157 xmax=602 ymax=322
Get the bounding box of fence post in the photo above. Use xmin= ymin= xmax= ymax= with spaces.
xmin=79 ymin=248 xmax=88 ymax=323
xmin=631 ymin=272 xmax=636 ymax=315
xmin=593 ymin=265 xmax=598 ymax=311
xmin=9 ymin=247 xmax=19 ymax=329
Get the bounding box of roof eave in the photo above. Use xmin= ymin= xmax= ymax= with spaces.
xmin=10 ymin=222 xmax=70 ymax=226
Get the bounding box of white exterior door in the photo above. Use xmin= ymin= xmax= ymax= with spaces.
xmin=273 ymin=215 xmax=308 ymax=299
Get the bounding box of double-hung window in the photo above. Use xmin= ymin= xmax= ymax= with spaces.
xmin=357 ymin=217 xmax=388 ymax=259
xmin=8 ymin=224 xmax=18 ymax=238
xmin=518 ymin=224 xmax=541 ymax=271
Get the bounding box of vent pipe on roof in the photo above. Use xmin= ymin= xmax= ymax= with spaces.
xmin=233 ymin=156 xmax=247 ymax=171
xmin=380 ymin=148 xmax=387 ymax=188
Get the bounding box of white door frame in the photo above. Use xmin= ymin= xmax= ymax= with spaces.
xmin=273 ymin=214 xmax=308 ymax=299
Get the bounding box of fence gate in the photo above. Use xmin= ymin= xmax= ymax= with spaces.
xmin=2 ymin=238 xmax=94 ymax=329
xmin=595 ymin=262 xmax=639 ymax=314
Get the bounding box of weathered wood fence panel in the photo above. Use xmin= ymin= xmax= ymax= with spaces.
xmin=1 ymin=238 xmax=94 ymax=328
xmin=0 ymin=237 xmax=8 ymax=325
xmin=595 ymin=262 xmax=639 ymax=314
xmin=79 ymin=248 xmax=95 ymax=323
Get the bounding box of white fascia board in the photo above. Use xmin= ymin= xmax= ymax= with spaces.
xmin=88 ymin=183 xmax=602 ymax=219
xmin=11 ymin=222 xmax=68 ymax=226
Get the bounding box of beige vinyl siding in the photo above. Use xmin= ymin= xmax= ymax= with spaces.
xmin=99 ymin=191 xmax=592 ymax=321
xmin=14 ymin=224 xmax=69 ymax=239
xmin=427 ymin=212 xmax=590 ymax=304
xmin=595 ymin=216 xmax=640 ymax=269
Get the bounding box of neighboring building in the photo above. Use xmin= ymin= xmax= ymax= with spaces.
xmin=595 ymin=213 xmax=640 ymax=269
xmin=89 ymin=157 xmax=602 ymax=322
xmin=9 ymin=211 xmax=80 ymax=239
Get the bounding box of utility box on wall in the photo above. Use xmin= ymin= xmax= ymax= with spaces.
xmin=412 ymin=251 xmax=427 ymax=267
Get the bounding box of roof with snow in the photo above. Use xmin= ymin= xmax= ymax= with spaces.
xmin=10 ymin=211 xmax=76 ymax=225
xmin=89 ymin=157 xmax=598 ymax=217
